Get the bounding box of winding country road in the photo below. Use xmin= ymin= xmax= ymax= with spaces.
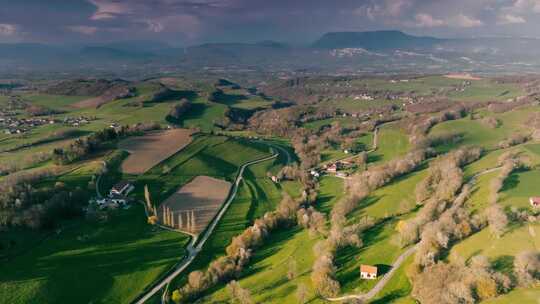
xmin=133 ymin=143 xmax=286 ymax=304
xmin=325 ymin=165 xmax=502 ymax=302
xmin=325 ymin=245 xmax=417 ymax=302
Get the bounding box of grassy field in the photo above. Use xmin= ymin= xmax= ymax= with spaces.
xmin=483 ymin=287 xmax=540 ymax=304
xmin=370 ymin=123 xmax=410 ymax=164
xmin=430 ymin=106 xmax=540 ymax=151
xmin=322 ymin=98 xmax=403 ymax=113
xmin=335 ymin=165 xmax=424 ymax=295
xmin=370 ymin=255 xmax=415 ymax=304
xmin=499 ymin=169 xmax=540 ymax=210
xmin=134 ymin=135 xmax=272 ymax=205
xmin=24 ymin=94 xmax=91 ymax=110
xmin=0 ymin=145 xmax=192 ymax=304
xmin=170 ymin=150 xmax=297 ymax=289
xmin=198 ymin=176 xmax=344 ymax=303
xmin=350 ymin=167 xmax=427 ymax=220
xmin=346 ymin=76 xmax=524 ymax=102
xmin=0 ymin=206 xmax=190 ymax=304
xmin=335 ymin=218 xmax=406 ymax=293
xmin=302 ymin=117 xmax=359 ymax=130
xmin=450 ymin=223 xmax=540 ymax=265
xmin=447 ymin=80 xmax=523 ymax=102
xmin=177 ymin=98 xmax=228 ymax=132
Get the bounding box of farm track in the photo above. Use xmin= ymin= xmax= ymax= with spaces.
xmin=132 ymin=142 xmax=287 ymax=304
xmin=325 ymin=165 xmax=502 ymax=302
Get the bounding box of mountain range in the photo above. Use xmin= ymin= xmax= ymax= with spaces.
xmin=2 ymin=31 xmax=540 ymax=75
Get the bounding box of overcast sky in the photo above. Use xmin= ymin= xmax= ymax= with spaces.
xmin=0 ymin=0 xmax=538 ymax=46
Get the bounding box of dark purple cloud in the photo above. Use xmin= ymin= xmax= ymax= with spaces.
xmin=0 ymin=0 xmax=539 ymax=45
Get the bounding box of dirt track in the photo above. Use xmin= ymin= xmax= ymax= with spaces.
xmin=119 ymin=129 xmax=193 ymax=174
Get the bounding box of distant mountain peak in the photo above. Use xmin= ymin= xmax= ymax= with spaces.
xmin=312 ymin=30 xmax=443 ymax=50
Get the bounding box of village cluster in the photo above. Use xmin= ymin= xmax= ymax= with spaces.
xmin=1 ymin=115 xmax=95 ymax=135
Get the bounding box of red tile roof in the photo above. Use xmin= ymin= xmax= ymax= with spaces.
xmin=360 ymin=264 xmax=377 ymax=274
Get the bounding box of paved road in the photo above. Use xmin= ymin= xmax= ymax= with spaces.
xmin=132 ymin=147 xmax=281 ymax=304
xmin=325 ymin=165 xmax=502 ymax=302
xmin=325 ymin=245 xmax=417 ymax=302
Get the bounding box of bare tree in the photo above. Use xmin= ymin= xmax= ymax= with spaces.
xmin=514 ymin=251 xmax=540 ymax=287
xmin=227 ymin=280 xmax=253 ymax=304
xmin=484 ymin=204 xmax=508 ymax=238
xmin=287 ymin=259 xmax=298 ymax=280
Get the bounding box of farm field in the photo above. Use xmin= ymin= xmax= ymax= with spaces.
xmin=169 ymin=143 xmax=297 ymax=290
xmin=0 ymin=206 xmax=190 ymax=304
xmin=2 ymin=74 xmax=540 ymax=304
xmin=346 ymin=75 xmax=524 ymax=102
xmin=157 ymin=176 xmax=232 ymax=234
xmin=450 ymin=223 xmax=540 ymax=263
xmin=370 ymin=123 xmax=410 ymax=164
xmin=23 ymin=94 xmax=91 ymax=110
xmin=119 ymin=129 xmax=193 ymax=174
xmin=135 ymin=135 xmax=272 ymax=205
xmin=198 ymin=176 xmax=344 ymax=304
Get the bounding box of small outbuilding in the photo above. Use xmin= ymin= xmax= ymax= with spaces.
xmin=327 ymin=163 xmax=338 ymax=173
xmin=110 ymin=181 xmax=134 ymax=196
xmin=360 ymin=264 xmax=378 ymax=280
xmin=530 ymin=197 xmax=540 ymax=208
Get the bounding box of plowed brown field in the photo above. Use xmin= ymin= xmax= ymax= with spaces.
xmin=119 ymin=129 xmax=193 ymax=174
xmin=157 ymin=176 xmax=231 ymax=234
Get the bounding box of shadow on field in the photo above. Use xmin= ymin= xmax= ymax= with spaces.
xmin=334 ymin=218 xmax=397 ymax=286
xmin=371 ymin=290 xmax=410 ymax=304
xmin=501 ymin=167 xmax=529 ymax=192
xmin=178 ymin=103 xmax=208 ymax=124
xmin=492 ymin=255 xmax=515 ymax=275
xmin=0 ymin=207 xmax=188 ymax=303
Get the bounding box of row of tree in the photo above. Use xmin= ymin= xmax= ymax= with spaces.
xmin=310 ymin=148 xmax=430 ymax=297
xmin=172 ymin=193 xmax=303 ymax=303
xmin=0 ymin=177 xmax=88 ymax=230
xmin=52 ymin=123 xmax=160 ymax=165
xmin=399 ymin=147 xmax=482 ymax=247
xmin=407 ymin=146 xmax=540 ymax=303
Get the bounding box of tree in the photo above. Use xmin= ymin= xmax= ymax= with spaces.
xmin=296 ymin=283 xmax=308 ymax=304
xmin=514 ymin=251 xmax=540 ymax=287
xmin=167 ymin=99 xmax=192 ymax=122
xmin=485 ymin=204 xmax=508 ymax=238
xmin=355 ymin=152 xmax=368 ymax=170
xmin=475 ymin=277 xmax=498 ymax=300
xmin=171 ymin=290 xmax=183 ymax=303
xmin=287 ymin=259 xmax=298 ymax=280
xmin=188 ymin=270 xmax=207 ymax=291
xmin=227 ymin=280 xmax=253 ymax=304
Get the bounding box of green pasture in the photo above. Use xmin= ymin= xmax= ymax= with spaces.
xmin=197 ymin=176 xmax=344 ymax=304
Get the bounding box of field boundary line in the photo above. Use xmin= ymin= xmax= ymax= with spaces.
xmin=132 ymin=144 xmax=281 ymax=304
xmin=324 ymin=165 xmax=502 ymax=302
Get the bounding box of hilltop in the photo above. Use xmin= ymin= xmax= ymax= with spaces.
xmin=312 ymin=30 xmax=443 ymax=50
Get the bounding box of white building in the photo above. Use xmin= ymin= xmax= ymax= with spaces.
xmin=360 ymin=265 xmax=377 ymax=280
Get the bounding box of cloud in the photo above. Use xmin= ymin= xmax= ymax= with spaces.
xmin=414 ymin=13 xmax=445 ymax=27
xmin=145 ymin=20 xmax=164 ymax=33
xmin=0 ymin=23 xmax=17 ymax=36
xmin=498 ymin=13 xmax=526 ymax=24
xmin=448 ymin=14 xmax=483 ymax=28
xmin=88 ymin=0 xmax=131 ymax=20
xmin=357 ymin=0 xmax=412 ymax=20
xmin=142 ymin=14 xmax=201 ymax=38
xmin=68 ymin=25 xmax=98 ymax=35
xmin=511 ymin=0 xmax=540 ymax=13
